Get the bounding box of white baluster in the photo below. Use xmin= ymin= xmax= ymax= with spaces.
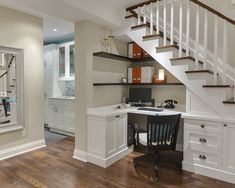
xmin=156 ymin=1 xmax=160 ymax=34
xmin=170 ymin=0 xmax=174 ymax=45
xmin=186 ymin=0 xmax=190 ymax=56
xmin=137 ymin=7 xmax=141 ymax=25
xmin=179 ymin=0 xmax=183 ymax=57
xmin=203 ymin=9 xmax=208 ymax=70
xmin=150 ymin=3 xmax=153 ymax=35
xmin=222 ymin=21 xmax=228 ymax=85
xmin=143 ymin=5 xmax=147 ymax=24
xmin=213 ymin=16 xmax=218 ymax=84
xmin=2 ymin=75 xmax=5 ymax=98
xmin=163 ymin=0 xmax=167 ymax=46
xmin=195 ymin=4 xmax=200 ymax=70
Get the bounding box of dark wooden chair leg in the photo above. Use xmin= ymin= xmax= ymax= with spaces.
xmin=153 ymin=152 xmax=159 ymax=181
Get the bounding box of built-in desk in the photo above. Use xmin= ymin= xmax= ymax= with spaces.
xmin=87 ymin=104 xmax=235 ymax=184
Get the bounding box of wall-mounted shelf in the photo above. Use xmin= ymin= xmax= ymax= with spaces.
xmin=93 ymin=52 xmax=155 ymax=63
xmin=93 ymin=83 xmax=184 ymax=86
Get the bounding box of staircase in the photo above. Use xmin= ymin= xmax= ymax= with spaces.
xmin=124 ymin=0 xmax=235 ymax=119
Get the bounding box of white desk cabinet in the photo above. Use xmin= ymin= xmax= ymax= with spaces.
xmin=87 ymin=113 xmax=132 ymax=168
xmin=223 ymin=123 xmax=235 ymax=174
xmin=184 ymin=119 xmax=235 ymax=184
xmin=48 ymin=98 xmax=75 ymax=136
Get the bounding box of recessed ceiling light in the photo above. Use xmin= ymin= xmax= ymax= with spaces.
xmin=53 ymin=28 xmax=58 ymax=32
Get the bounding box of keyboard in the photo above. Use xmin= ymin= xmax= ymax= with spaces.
xmin=137 ymin=107 xmax=164 ymax=112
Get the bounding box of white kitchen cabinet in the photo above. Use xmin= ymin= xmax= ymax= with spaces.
xmin=47 ymin=98 xmax=75 ymax=136
xmin=57 ymin=41 xmax=75 ymax=81
xmin=223 ymin=123 xmax=235 ymax=173
xmin=87 ymin=113 xmax=131 ymax=168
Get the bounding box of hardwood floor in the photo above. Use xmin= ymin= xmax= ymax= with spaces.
xmin=0 ymin=137 xmax=234 ymax=188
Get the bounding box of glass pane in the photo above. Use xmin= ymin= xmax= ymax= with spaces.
xmin=59 ymin=47 xmax=65 ymax=77
xmin=69 ymin=44 xmax=75 ymax=77
xmin=0 ymin=53 xmax=17 ymax=123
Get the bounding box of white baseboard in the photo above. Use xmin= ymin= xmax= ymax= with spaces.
xmin=183 ymin=161 xmax=235 ymax=184
xmin=0 ymin=139 xmax=46 ymax=160
xmin=73 ymin=149 xmax=87 ymax=162
xmin=87 ymin=146 xmax=133 ymax=168
xmin=176 ymin=144 xmax=183 ymax=152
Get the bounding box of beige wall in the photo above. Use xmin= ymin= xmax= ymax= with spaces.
xmin=0 ymin=6 xmax=44 ymax=149
xmin=93 ymin=38 xmax=130 ymax=107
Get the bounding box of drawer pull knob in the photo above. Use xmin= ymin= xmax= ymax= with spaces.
xmin=199 ymin=138 xmax=207 ymax=143
xmin=201 ymin=124 xmax=205 ymax=128
xmin=224 ymin=124 xmax=227 ymax=127
xmin=199 ymin=154 xmax=206 ymax=160
xmin=116 ymin=115 xmax=120 ymax=118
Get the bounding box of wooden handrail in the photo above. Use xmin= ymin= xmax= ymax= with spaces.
xmin=190 ymin=0 xmax=235 ymax=25
xmin=126 ymin=0 xmax=235 ymax=26
xmin=126 ymin=0 xmax=158 ymax=12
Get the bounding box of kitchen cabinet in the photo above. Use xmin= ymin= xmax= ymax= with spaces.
xmin=47 ymin=98 xmax=75 ymax=136
xmin=58 ymin=41 xmax=75 ymax=81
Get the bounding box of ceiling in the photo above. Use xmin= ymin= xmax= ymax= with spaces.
xmin=43 ymin=16 xmax=74 ymax=44
xmin=0 ymin=0 xmax=143 ymax=43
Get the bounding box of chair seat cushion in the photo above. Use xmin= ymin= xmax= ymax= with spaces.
xmin=139 ymin=133 xmax=158 ymax=146
xmin=139 ymin=133 xmax=171 ymax=146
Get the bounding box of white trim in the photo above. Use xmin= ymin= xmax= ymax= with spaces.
xmin=183 ymin=161 xmax=235 ymax=184
xmin=73 ymin=149 xmax=87 ymax=162
xmin=176 ymin=144 xmax=183 ymax=152
xmin=0 ymin=139 xmax=45 ymax=160
xmin=0 ymin=124 xmax=23 ymax=135
xmin=87 ymin=146 xmax=133 ymax=168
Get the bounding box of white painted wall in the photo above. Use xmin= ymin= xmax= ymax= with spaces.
xmin=0 ymin=6 xmax=44 ymax=150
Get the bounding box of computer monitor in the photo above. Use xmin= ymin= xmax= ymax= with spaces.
xmin=129 ymin=88 xmax=152 ymax=103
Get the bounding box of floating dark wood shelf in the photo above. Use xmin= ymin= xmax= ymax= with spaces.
xmin=223 ymin=101 xmax=235 ymax=104
xmin=93 ymin=83 xmax=184 ymax=86
xmin=203 ymin=85 xmax=230 ymax=88
xmin=93 ymin=52 xmax=154 ymax=63
xmin=93 ymin=52 xmax=132 ymax=62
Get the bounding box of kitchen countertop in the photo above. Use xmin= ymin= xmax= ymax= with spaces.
xmin=48 ymin=96 xmax=75 ymax=100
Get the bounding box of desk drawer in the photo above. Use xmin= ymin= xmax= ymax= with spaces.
xmin=185 ymin=119 xmax=222 ymax=134
xmin=185 ymin=150 xmax=221 ymax=169
xmin=186 ymin=130 xmax=222 ymax=153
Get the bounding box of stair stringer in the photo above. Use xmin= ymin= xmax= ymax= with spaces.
xmin=125 ymin=27 xmax=235 ymax=120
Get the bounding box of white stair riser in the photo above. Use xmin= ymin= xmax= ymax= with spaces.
xmin=204 ymin=88 xmax=232 ymax=100
xmin=186 ymin=73 xmax=213 ymax=85
xmin=171 ymin=59 xmax=203 ymax=71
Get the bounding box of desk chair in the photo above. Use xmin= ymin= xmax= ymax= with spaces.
xmin=133 ymin=114 xmax=181 ymax=181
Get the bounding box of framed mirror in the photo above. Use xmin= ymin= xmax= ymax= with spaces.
xmin=0 ymin=46 xmax=24 ymax=133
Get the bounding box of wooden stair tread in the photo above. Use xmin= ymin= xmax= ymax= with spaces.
xmin=170 ymin=56 xmax=203 ymax=64
xmin=125 ymin=14 xmax=136 ymax=19
xmin=143 ymin=34 xmax=161 ymax=39
xmin=131 ymin=23 xmax=149 ymax=30
xmin=223 ymin=101 xmax=235 ymax=104
xmin=185 ymin=70 xmax=213 ymax=74
xmin=156 ymin=45 xmax=177 ymax=50
xmin=203 ymin=85 xmax=230 ymax=88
